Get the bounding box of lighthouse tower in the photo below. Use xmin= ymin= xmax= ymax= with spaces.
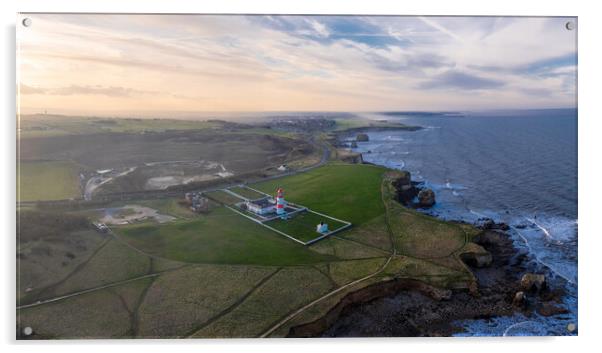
xmin=276 ymin=188 xmax=286 ymax=217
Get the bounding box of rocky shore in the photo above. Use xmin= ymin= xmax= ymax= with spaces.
xmin=287 ymin=132 xmax=571 ymax=337
xmin=288 ymin=225 xmax=568 ymax=337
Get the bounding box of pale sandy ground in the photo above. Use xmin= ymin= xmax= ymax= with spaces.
xmin=100 ymin=205 xmax=175 ymax=225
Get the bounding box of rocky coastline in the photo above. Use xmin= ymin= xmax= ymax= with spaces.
xmin=288 ymin=214 xmax=569 ymax=337
xmin=285 ymin=131 xmax=573 ymax=337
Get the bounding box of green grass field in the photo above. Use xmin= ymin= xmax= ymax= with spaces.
xmin=19 ymin=115 xmax=219 ymax=138
xmin=137 ymin=265 xmax=276 ymax=338
xmin=115 ymin=206 xmax=336 ymax=266
xmin=18 ymin=160 xmax=81 ymax=201
xmin=228 ymin=186 xmax=267 ymax=200
xmin=253 ymin=163 xmax=386 ymax=226
xmin=332 ymin=117 xmax=417 ymax=132
xmin=380 ymin=176 xmax=467 ymax=259
xmin=18 ymin=163 xmax=486 ymax=339
xmin=205 ymin=190 xmax=245 ymax=205
xmin=264 ymin=211 xmax=348 ymax=242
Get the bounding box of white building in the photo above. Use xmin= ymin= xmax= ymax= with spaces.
xmin=246 ymin=197 xmax=276 ymax=215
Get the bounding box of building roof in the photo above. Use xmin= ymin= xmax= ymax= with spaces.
xmin=247 ymin=197 xmax=274 ymax=208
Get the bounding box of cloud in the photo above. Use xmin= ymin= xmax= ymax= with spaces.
xmin=418 ymin=71 xmax=505 ymax=90
xmin=17 ymin=14 xmax=577 ymax=112
xmin=255 ymin=16 xmax=402 ymax=48
xmin=469 ymin=53 xmax=577 ymax=77
xmin=305 ymin=19 xmax=330 ymax=38
xmin=19 ymin=84 xmax=159 ymax=97
xmin=19 ymin=84 xmax=47 ymax=94
xmin=418 ymin=17 xmax=464 ymax=42
xmin=370 ymin=51 xmax=455 ymax=73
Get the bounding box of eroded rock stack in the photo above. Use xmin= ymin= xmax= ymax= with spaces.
xmin=417 ymin=189 xmax=436 ymax=208
xmin=391 ymin=171 xmax=436 ymax=209
xmin=356 ymin=133 xmax=369 ymax=142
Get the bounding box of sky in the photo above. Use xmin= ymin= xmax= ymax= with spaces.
xmin=17 ymin=14 xmax=577 ymax=116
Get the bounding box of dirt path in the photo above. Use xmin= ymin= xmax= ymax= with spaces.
xmin=29 ymin=237 xmax=112 ymax=303
xmin=184 ymin=267 xmax=283 ymax=338
xmin=17 ymin=273 xmax=160 ymax=310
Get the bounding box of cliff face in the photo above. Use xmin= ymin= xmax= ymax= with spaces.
xmin=336 ymin=149 xmax=364 ymax=164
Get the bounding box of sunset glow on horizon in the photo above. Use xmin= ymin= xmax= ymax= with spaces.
xmin=17 ymin=14 xmax=577 ymax=117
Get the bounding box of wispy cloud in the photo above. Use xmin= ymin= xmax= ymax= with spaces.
xmin=17 ymin=14 xmax=577 ymax=114
xmin=20 ymin=84 xmax=159 ymax=97
xmin=418 ymin=71 xmax=505 ymax=90
xmin=418 ymin=16 xmax=465 ymax=42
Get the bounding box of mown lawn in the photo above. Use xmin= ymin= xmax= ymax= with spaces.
xmin=115 ymin=206 xmax=336 ymax=266
xmin=18 ymin=160 xmax=81 ymax=201
xmin=264 ymin=211 xmax=347 ymax=243
xmin=253 ymin=163 xmax=386 ymax=226
xmin=228 ymin=186 xmax=266 ymax=200
xmin=205 ymin=190 xmax=244 ymax=205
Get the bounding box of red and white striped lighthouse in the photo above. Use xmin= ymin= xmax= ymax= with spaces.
xmin=276 ymin=188 xmax=286 ymax=216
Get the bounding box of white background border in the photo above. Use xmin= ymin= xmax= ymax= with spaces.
xmin=2 ymin=0 xmax=600 ymax=352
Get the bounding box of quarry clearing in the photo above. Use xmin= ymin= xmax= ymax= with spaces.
xmin=100 ymin=205 xmax=176 ymax=225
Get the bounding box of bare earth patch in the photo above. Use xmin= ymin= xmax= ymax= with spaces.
xmin=100 ymin=205 xmax=176 ymax=225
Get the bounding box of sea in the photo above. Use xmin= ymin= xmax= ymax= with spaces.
xmin=349 ymin=108 xmax=578 ymax=336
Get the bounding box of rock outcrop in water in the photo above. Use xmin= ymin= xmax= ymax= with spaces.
xmin=417 ymin=189 xmax=436 ymax=208
xmin=356 ymin=133 xmax=369 ymax=142
xmin=512 ymin=291 xmax=527 ymax=308
xmin=476 ymin=217 xmax=510 ymax=231
xmin=520 ymin=273 xmax=547 ymax=293
xmin=391 ymin=171 xmax=436 ymax=209
xmin=391 ymin=171 xmax=418 ymax=205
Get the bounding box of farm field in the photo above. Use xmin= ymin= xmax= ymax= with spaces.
xmin=18 ymin=160 xmax=82 ymax=201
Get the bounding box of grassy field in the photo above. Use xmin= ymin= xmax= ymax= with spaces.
xmin=253 ymin=163 xmax=386 ymax=226
xmin=17 ymin=210 xmax=106 ymax=303
xmin=18 ymin=114 xmax=219 ymax=138
xmin=309 ymin=236 xmax=389 ymax=259
xmin=18 ymin=163 xmax=486 ymax=339
xmin=18 ymin=284 xmax=134 ymax=339
xmin=49 ymin=239 xmax=152 ymax=298
xmin=380 ymin=177 xmax=467 ymax=259
xmin=19 ymin=128 xmax=313 ymax=172
xmin=18 ymin=161 xmax=81 ymax=201
xmin=205 ymin=190 xmax=245 ymax=205
xmin=264 ymin=211 xmax=348 ymax=243
xmin=114 ymin=206 xmax=337 ymax=266
xmin=137 ymin=265 xmax=276 ymax=338
xmin=191 ymin=266 xmax=334 ymax=338
xmin=332 ymin=117 xmax=417 ymax=132
xmin=228 ymin=186 xmax=267 ymax=200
